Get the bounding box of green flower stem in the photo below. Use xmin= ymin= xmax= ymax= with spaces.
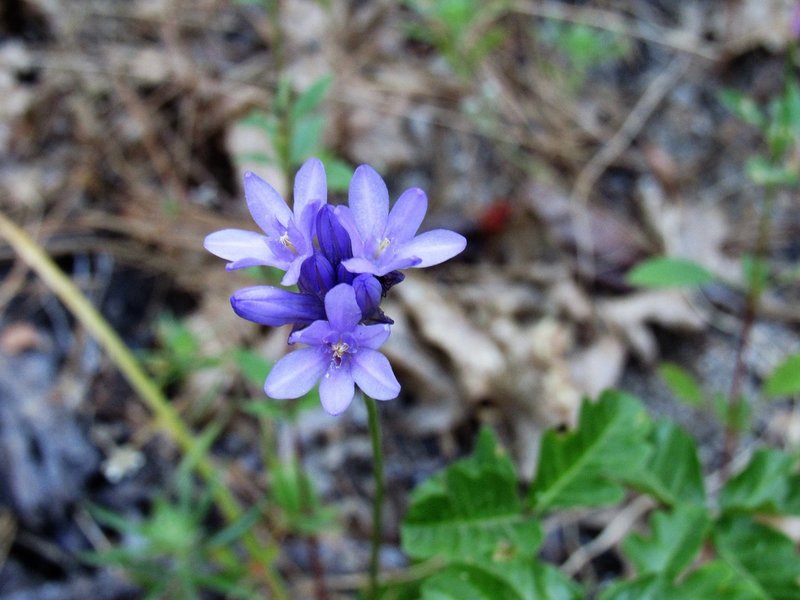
xmin=365 ymin=394 xmax=384 ymax=600
xmin=0 ymin=211 xmax=289 ymax=600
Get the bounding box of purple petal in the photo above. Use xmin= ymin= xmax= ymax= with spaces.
xmin=319 ymin=364 xmax=355 ymax=415
xmin=397 ymin=229 xmax=466 ymax=268
xmin=288 ymin=320 xmax=335 ymax=346
xmin=352 ymin=274 xmax=382 ymax=318
xmin=384 ymin=188 xmax=427 ymax=244
xmin=324 ymin=284 xmax=363 ymax=332
xmin=243 ymin=171 xmax=292 ymax=232
xmin=293 ymin=158 xmax=327 ymax=221
xmin=231 ymin=286 xmax=324 ymax=326
xmin=280 ymin=256 xmax=306 ymax=286
xmin=316 ymin=205 xmax=352 ymax=266
xmin=298 ymin=253 xmax=336 ymax=298
xmin=341 ymin=257 xmax=382 ymax=276
xmin=352 ymin=349 xmax=400 ymax=400
xmin=349 ymin=165 xmax=388 ymax=240
xmin=353 ymin=323 xmax=391 ymax=350
xmin=204 ymin=229 xmax=270 ymax=262
xmin=264 ymin=347 xmax=328 ymax=399
xmin=334 ymin=205 xmax=364 ymax=257
xmin=296 ymin=199 xmax=323 ymax=244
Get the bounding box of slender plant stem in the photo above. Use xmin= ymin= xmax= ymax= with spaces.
xmin=721 ymin=182 xmax=776 ymax=476
xmin=365 ymin=394 xmax=384 ymax=600
xmin=0 ymin=210 xmax=289 ymax=600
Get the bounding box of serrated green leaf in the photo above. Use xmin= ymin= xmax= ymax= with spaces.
xmin=624 ymin=420 xmax=705 ymax=506
xmin=291 ymin=74 xmax=333 ymax=120
xmin=420 ymin=559 xmax=582 ymax=600
xmin=529 ymin=391 xmax=651 ymax=511
xmin=764 ymin=354 xmax=800 ymax=398
xmin=658 ymin=362 xmax=703 ymax=406
xmin=622 ymin=506 xmax=710 ymax=579
xmin=675 ymin=560 xmax=765 ymax=600
xmin=627 ymin=257 xmax=715 ymax=289
xmin=714 ymin=515 xmax=800 ymax=600
xmin=597 ymin=575 xmax=671 ymax=600
xmin=402 ymin=428 xmax=541 ymax=561
xmin=720 ymin=449 xmax=800 ymax=515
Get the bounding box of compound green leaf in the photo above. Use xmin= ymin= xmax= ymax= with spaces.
xmin=713 ymin=515 xmax=800 ymax=600
xmin=720 ymin=449 xmax=800 ymax=515
xmin=622 ymin=506 xmax=710 ymax=579
xmin=402 ymin=428 xmax=541 ymax=561
xmin=529 ymin=391 xmax=651 ymax=511
xmin=625 ymin=420 xmax=705 ymax=506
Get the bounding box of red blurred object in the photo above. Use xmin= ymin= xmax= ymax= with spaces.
xmin=478 ymin=199 xmax=514 ymax=235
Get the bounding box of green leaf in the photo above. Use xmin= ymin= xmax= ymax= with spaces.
xmin=719 ymin=449 xmax=800 ymax=515
xmin=291 ymin=74 xmax=333 ymax=120
xmin=597 ymin=575 xmax=671 ymax=600
xmin=624 ymin=420 xmax=705 ymax=506
xmin=719 ymin=89 xmax=766 ymax=129
xmin=713 ymin=515 xmax=800 ymax=600
xmin=529 ymin=391 xmax=651 ymax=511
xmin=320 ymin=155 xmax=354 ymax=192
xmin=289 ymin=115 xmax=326 ymax=164
xmin=420 ymin=559 xmax=582 ymax=600
xmin=658 ymin=363 xmax=703 ymax=406
xmin=402 ymin=428 xmax=542 ymax=561
xmin=764 ymin=354 xmax=800 ymax=398
xmin=742 ymin=254 xmax=769 ymax=298
xmin=746 ymin=156 xmax=799 ymax=187
xmin=626 ymin=257 xmax=715 ymax=289
xmin=622 ymin=506 xmax=710 ymax=579
xmin=675 ymin=560 xmax=765 ymax=600
xmin=232 ymin=348 xmax=272 ymax=388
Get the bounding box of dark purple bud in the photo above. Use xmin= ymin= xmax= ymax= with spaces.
xmin=316 ymin=205 xmax=352 ymax=267
xmin=378 ymin=270 xmax=405 ymax=295
xmin=336 ymin=262 xmax=355 ymax=286
xmin=298 ymin=253 xmax=335 ymax=298
xmin=231 ymin=286 xmax=324 ymax=327
xmin=353 ymin=274 xmax=393 ymax=324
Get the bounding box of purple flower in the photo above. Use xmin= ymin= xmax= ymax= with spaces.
xmin=230 ymin=286 xmax=324 ymax=328
xmin=203 ymin=158 xmax=327 ymax=285
xmin=264 ymin=284 xmax=400 ymax=415
xmin=337 ymin=165 xmax=466 ymax=277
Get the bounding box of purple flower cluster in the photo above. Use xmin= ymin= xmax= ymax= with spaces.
xmin=205 ymin=158 xmax=466 ymax=415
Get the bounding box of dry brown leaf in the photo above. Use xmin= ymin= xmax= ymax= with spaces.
xmin=392 ymin=274 xmax=505 ymax=401
xmin=598 ymin=290 xmax=707 ymax=363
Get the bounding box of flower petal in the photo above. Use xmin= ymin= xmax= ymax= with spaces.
xmin=204 ymin=229 xmax=271 ymax=263
xmin=353 ymin=323 xmax=391 ymax=349
xmin=324 ymin=284 xmax=362 ymax=332
xmin=319 ymin=365 xmax=355 ymax=415
xmin=349 ymin=165 xmax=388 ymax=240
xmin=397 ymin=229 xmax=466 ymax=268
xmin=352 ymin=274 xmax=382 ymax=320
xmin=316 ymin=205 xmax=352 ymax=266
xmin=231 ymin=286 xmax=324 ymax=326
xmin=289 ymin=320 xmax=335 ymax=346
xmin=341 ymin=257 xmax=382 ymax=276
xmin=333 ymin=205 xmax=364 ymax=257
xmin=293 ymin=158 xmax=327 ymax=222
xmin=264 ymin=347 xmax=327 ymax=399
xmin=243 ymin=171 xmax=293 ymax=232
xmin=280 ymin=256 xmax=306 ymax=286
xmin=352 ymin=349 xmax=400 ymax=400
xmin=384 ymin=187 xmax=427 ymax=243
xmin=298 ymin=253 xmax=336 ymax=297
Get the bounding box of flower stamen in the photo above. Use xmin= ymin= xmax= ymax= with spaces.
xmin=280 ymin=231 xmax=298 ymax=254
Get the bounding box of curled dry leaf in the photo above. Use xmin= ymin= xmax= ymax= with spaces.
xmin=392 ymin=274 xmax=505 ymax=401
xmin=598 ymin=290 xmax=707 ymax=363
